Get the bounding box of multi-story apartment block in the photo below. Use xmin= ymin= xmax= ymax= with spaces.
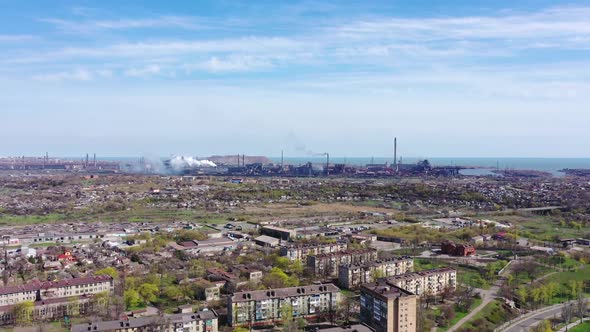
xmin=71 ymin=309 xmax=218 ymax=332
xmin=338 ymin=257 xmax=414 ymax=289
xmin=0 ymin=275 xmax=114 ymax=306
xmin=307 ymin=249 xmax=378 ymax=277
xmin=228 ymin=284 xmax=340 ymax=327
xmin=383 ymin=268 xmax=456 ymax=296
xmin=280 ymin=242 xmax=348 ymax=262
xmin=360 ymin=282 xmax=418 ymax=332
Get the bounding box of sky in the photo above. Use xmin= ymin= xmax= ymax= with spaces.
xmin=1 ymin=0 xmax=589 ymax=158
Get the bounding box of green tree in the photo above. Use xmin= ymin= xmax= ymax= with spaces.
xmin=124 ymin=289 xmax=142 ymax=309
xmin=138 ymin=283 xmax=159 ymax=303
xmin=95 ymin=267 xmax=119 ymax=279
xmin=163 ymin=285 xmax=184 ymax=301
xmin=12 ymin=301 xmax=34 ymax=326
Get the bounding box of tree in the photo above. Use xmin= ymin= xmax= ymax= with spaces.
xmin=138 ymin=283 xmax=159 ymax=303
xmin=561 ymin=303 xmax=574 ymax=326
xmin=280 ymin=304 xmax=298 ymax=332
xmin=124 ymin=289 xmax=142 ymax=309
xmin=575 ymin=295 xmax=588 ymax=323
xmin=163 ymin=285 xmax=184 ymax=302
xmin=529 ymin=320 xmax=553 ymax=332
xmin=95 ymin=267 xmax=119 ymax=279
xmin=12 ymin=301 xmax=34 ymax=326
xmin=262 ymin=268 xmax=298 ymax=288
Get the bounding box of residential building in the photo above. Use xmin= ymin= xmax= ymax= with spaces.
xmin=280 ymin=242 xmax=348 ymax=262
xmin=360 ymin=282 xmax=418 ymax=332
xmin=338 ymin=257 xmax=414 ymax=289
xmin=383 ymin=268 xmax=457 ymax=297
xmin=71 ymin=309 xmax=218 ymax=332
xmin=228 ymin=284 xmax=340 ymax=327
xmin=307 ymin=249 xmax=378 ymax=277
xmin=0 ymin=296 xmax=94 ymax=325
xmin=319 ymin=324 xmax=376 ymax=332
xmin=0 ymin=275 xmax=113 ymax=306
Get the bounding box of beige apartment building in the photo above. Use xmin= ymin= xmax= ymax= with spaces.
xmin=228 ymin=284 xmax=340 ymax=327
xmin=307 ymin=248 xmax=378 ymax=277
xmin=384 ymin=268 xmax=457 ymax=296
xmin=71 ymin=309 xmax=218 ymax=332
xmin=280 ymin=242 xmax=348 ymax=261
xmin=338 ymin=257 xmax=414 ymax=289
xmin=0 ymin=275 xmax=114 ymax=306
xmin=360 ymin=282 xmax=418 ymax=332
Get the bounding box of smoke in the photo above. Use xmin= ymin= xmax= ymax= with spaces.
xmin=170 ymin=156 xmax=217 ymax=169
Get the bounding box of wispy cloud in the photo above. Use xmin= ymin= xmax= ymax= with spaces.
xmin=0 ymin=35 xmax=35 ymax=42
xmin=39 ymin=16 xmax=202 ymax=33
xmin=123 ymin=65 xmax=161 ymax=77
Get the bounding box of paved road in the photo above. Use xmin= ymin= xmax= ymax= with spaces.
xmin=447 ymin=284 xmax=499 ymax=332
xmin=502 ymin=303 xmax=572 ymax=332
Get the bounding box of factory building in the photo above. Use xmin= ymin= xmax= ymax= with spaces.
xmin=307 ymin=249 xmax=378 ymax=277
xmin=228 ymin=284 xmax=340 ymax=327
xmin=338 ymin=257 xmax=414 ymax=289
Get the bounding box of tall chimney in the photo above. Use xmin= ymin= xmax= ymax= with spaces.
xmin=281 ymin=150 xmax=284 ymax=169
xmin=394 ymin=137 xmax=398 ymax=171
xmin=326 ymin=153 xmax=330 ymax=176
xmin=242 ymin=154 xmax=245 ymax=166
xmin=93 ymin=153 xmax=97 ymax=167
xmin=85 ymin=153 xmax=89 ymax=167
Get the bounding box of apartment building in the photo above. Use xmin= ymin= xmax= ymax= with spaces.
xmin=360 ymin=282 xmax=418 ymax=332
xmin=72 ymin=309 xmax=218 ymax=332
xmin=0 ymin=275 xmax=114 ymax=306
xmin=338 ymin=257 xmax=414 ymax=289
xmin=307 ymin=249 xmax=378 ymax=277
xmin=228 ymin=284 xmax=340 ymax=327
xmin=383 ymin=268 xmax=457 ymax=296
xmin=280 ymin=242 xmax=348 ymax=262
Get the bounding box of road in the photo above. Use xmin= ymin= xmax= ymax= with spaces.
xmin=500 ymin=302 xmax=573 ymax=332
xmin=447 ymin=283 xmax=500 ymax=332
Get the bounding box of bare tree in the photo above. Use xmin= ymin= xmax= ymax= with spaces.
xmin=575 ymin=295 xmax=588 ymax=323
xmin=561 ymin=303 xmax=574 ymax=326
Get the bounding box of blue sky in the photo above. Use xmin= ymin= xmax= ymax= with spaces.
xmin=1 ymin=0 xmax=589 ymax=158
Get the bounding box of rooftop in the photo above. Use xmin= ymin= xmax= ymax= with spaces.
xmin=0 ymin=275 xmax=112 ymax=296
xmin=231 ymin=283 xmax=339 ymax=302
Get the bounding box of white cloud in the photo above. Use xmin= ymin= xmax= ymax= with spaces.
xmin=39 ymin=16 xmax=201 ymax=33
xmin=123 ymin=65 xmax=161 ymax=77
xmin=0 ymin=35 xmax=34 ymax=42
xmin=32 ymin=69 xmax=94 ymax=81
xmin=191 ymin=55 xmax=273 ymax=72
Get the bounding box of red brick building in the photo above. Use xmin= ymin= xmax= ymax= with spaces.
xmin=441 ymin=241 xmax=476 ymax=256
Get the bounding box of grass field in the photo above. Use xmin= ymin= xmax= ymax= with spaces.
xmin=570 ymin=321 xmax=590 ymax=332
xmin=438 ymin=298 xmax=483 ymax=331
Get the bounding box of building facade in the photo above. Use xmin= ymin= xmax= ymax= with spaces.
xmin=0 ymin=275 xmax=113 ymax=306
xmin=360 ymin=282 xmax=418 ymax=332
xmin=307 ymin=249 xmax=378 ymax=277
xmin=383 ymin=268 xmax=457 ymax=297
xmin=440 ymin=241 xmax=476 ymax=256
xmin=338 ymin=257 xmax=414 ymax=289
xmin=280 ymin=242 xmax=348 ymax=262
xmin=228 ymin=284 xmax=340 ymax=327
xmin=72 ymin=309 xmax=218 ymax=332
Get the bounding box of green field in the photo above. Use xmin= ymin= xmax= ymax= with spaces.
xmin=570 ymin=321 xmax=590 ymax=332
xmin=438 ymin=298 xmax=483 ymax=331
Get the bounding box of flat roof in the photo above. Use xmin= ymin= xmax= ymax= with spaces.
xmin=231 ymin=284 xmax=339 ymax=303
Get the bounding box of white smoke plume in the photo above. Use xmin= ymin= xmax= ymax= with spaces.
xmin=170 ymin=156 xmax=217 ymax=169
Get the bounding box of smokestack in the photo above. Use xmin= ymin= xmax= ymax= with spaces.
xmin=394 ymin=137 xmax=397 ymax=167
xmin=326 ymin=153 xmax=329 ymax=176
xmin=85 ymin=153 xmax=89 ymax=167
xmin=93 ymin=153 xmax=97 ymax=167
xmin=281 ymin=150 xmax=284 ymax=169
xmin=237 ymin=154 xmax=240 ymax=166
xmin=242 ymin=154 xmax=245 ymax=167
